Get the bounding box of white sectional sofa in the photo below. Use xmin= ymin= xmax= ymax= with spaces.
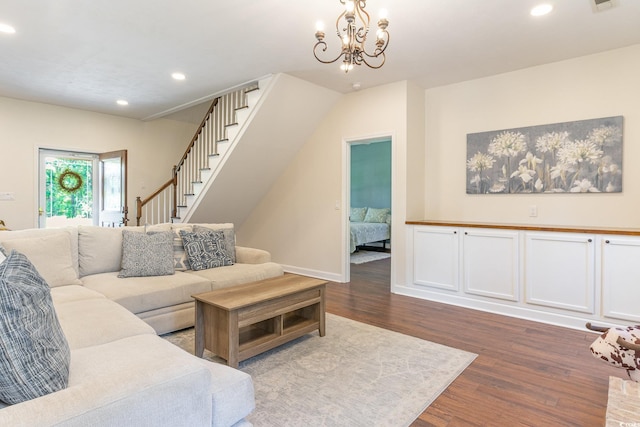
xmin=0 ymin=223 xmax=284 ymax=426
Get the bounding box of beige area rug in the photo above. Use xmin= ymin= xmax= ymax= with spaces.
xmin=163 ymin=313 xmax=476 ymax=427
xmin=350 ymin=250 xmax=391 ymax=264
xmin=606 ymin=376 xmax=640 ymax=426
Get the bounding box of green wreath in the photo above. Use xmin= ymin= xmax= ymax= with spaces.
xmin=58 ymin=169 xmax=83 ymax=193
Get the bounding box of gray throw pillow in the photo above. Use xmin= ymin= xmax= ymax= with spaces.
xmin=180 ymin=229 xmax=233 ymax=271
xmin=118 ymin=230 xmax=175 ymax=278
xmin=0 ymin=250 xmax=71 ymax=404
xmin=192 ymin=225 xmax=236 ymax=263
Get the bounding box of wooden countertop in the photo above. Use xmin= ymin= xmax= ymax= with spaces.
xmin=405 ymin=220 xmax=640 ymax=236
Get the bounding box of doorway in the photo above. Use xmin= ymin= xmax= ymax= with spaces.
xmin=38 ymin=149 xmax=128 ymax=228
xmin=344 ymin=136 xmax=392 ymax=282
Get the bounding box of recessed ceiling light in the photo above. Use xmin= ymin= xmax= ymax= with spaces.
xmin=171 ymin=72 xmax=186 ymax=81
xmin=531 ymin=4 xmax=553 ymax=16
xmin=116 ymin=100 xmax=129 ymax=106
xmin=0 ymin=23 xmax=16 ymax=34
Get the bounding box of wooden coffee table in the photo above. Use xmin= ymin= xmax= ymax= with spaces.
xmin=192 ymin=274 xmax=327 ymax=368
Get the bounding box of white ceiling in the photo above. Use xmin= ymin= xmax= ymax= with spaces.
xmin=1 ymin=0 xmax=639 ymax=121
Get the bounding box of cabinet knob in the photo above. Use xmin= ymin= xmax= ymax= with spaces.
xmin=464 ymin=232 xmax=468 ymax=235
xmin=588 ymin=239 xmax=593 ymax=243
xmin=605 ymin=240 xmax=610 ymax=244
xmin=453 ymin=231 xmax=457 ymax=234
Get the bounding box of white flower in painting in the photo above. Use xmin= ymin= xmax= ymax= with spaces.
xmin=470 ymin=174 xmax=481 ymax=185
xmin=536 ymin=131 xmax=570 ymax=153
xmin=570 ymin=179 xmax=600 ymax=193
xmin=557 ymin=140 xmax=603 ymax=166
xmin=588 ymin=125 xmax=621 ymax=147
xmin=510 ymin=165 xmax=536 ymax=184
xmin=606 ymin=182 xmax=616 ymax=192
xmin=550 ymin=162 xmax=574 ymax=180
xmin=488 ymin=131 xmax=527 ymax=158
xmin=466 ymin=152 xmax=495 ymax=172
xmin=489 ymin=183 xmax=506 ymax=193
xmin=534 ymin=179 xmax=543 ymax=192
xmin=519 ymin=151 xmax=543 ymax=170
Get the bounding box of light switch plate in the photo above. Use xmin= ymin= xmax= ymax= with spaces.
xmin=0 ymin=192 xmax=15 ymax=201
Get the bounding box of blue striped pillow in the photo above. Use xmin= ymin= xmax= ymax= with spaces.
xmin=0 ymin=250 xmax=71 ymax=404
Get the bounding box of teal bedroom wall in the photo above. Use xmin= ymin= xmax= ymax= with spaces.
xmin=350 ymin=140 xmax=391 ymax=209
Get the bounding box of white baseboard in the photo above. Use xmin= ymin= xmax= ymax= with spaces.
xmin=281 ymin=264 xmax=343 ymax=283
xmin=392 ymin=284 xmax=623 ymax=332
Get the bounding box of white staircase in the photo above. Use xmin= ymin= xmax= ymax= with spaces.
xmin=136 ymin=73 xmax=341 ymax=227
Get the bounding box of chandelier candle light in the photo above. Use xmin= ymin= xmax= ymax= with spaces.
xmin=314 ymin=0 xmax=390 ymax=73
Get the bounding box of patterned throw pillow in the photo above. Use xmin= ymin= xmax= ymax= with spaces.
xmin=350 ymin=207 xmax=368 ymax=222
xmin=180 ymin=230 xmax=233 ymax=271
xmin=0 ymin=250 xmax=71 ymax=404
xmin=192 ymin=225 xmax=236 ymax=263
xmin=118 ymin=230 xmax=175 ymax=278
xmin=363 ymin=207 xmax=391 ymax=223
xmin=170 ymin=226 xmax=192 ymax=271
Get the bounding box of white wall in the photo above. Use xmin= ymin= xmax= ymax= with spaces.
xmin=0 ymin=96 xmax=195 ymax=230
xmin=424 ymin=44 xmax=640 ymax=228
xmin=239 ymin=81 xmax=417 ymax=285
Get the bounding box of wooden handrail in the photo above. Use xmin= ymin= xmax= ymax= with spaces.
xmin=136 ymin=175 xmax=174 ymax=225
xmin=176 ymin=98 xmax=219 ymax=173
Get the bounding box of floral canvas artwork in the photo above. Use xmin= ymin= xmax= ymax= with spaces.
xmin=466 ymin=116 xmax=623 ymax=194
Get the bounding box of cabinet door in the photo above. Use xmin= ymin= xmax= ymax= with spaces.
xmin=413 ymin=226 xmax=459 ymax=291
xmin=463 ymin=229 xmax=520 ymax=301
xmin=601 ymin=236 xmax=640 ymax=322
xmin=525 ymin=232 xmax=595 ymax=314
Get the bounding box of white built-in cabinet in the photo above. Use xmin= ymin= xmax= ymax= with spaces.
xmin=462 ymin=228 xmax=519 ymax=302
xmin=524 ymin=232 xmax=595 ymax=314
xmin=413 ymin=226 xmax=459 ymax=291
xmin=404 ymin=222 xmax=640 ymax=329
xmin=601 ymin=236 xmax=640 ymax=323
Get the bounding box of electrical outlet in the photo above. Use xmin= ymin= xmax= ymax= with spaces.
xmin=529 ymin=205 xmax=538 ymax=217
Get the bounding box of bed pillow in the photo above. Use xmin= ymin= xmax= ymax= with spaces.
xmin=363 ymin=207 xmax=390 ymax=223
xmin=118 ymin=230 xmax=175 ymax=278
xmin=180 ymin=229 xmax=233 ymax=271
xmin=0 ymin=233 xmax=82 ymax=287
xmin=0 ymin=250 xmax=71 ymax=404
xmin=350 ymin=207 xmax=368 ymax=222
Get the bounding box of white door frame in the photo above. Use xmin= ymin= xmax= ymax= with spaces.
xmin=342 ymin=133 xmax=395 ymax=283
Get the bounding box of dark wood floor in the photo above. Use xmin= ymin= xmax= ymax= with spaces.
xmin=326 ymin=258 xmax=622 ymax=427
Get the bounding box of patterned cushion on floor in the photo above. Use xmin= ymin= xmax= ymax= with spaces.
xmin=0 ymin=250 xmax=71 ymax=404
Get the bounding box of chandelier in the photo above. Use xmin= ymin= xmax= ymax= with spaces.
xmin=313 ymin=0 xmax=390 ymax=73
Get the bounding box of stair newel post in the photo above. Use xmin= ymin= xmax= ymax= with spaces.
xmin=171 ymin=165 xmax=178 ymax=220
xmin=136 ymin=196 xmax=142 ymax=226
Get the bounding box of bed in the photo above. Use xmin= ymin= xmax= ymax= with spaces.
xmin=349 ymin=207 xmax=391 ymax=253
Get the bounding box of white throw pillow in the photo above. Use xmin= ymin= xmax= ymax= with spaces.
xmin=78 ymin=226 xmax=147 ymax=276
xmin=1 ymin=233 xmax=81 ymax=287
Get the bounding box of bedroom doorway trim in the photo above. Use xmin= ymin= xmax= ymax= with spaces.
xmin=342 ymin=132 xmax=395 ymax=283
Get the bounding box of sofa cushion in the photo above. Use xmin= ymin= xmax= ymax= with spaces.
xmin=180 ymin=229 xmax=233 ymax=271
xmin=51 ymin=285 xmax=156 ymax=350
xmin=119 ymin=230 xmax=174 ymax=278
xmin=0 ymin=227 xmax=80 ymax=276
xmin=0 ymin=335 xmax=215 ymax=427
xmin=81 ymin=271 xmax=212 ymax=315
xmin=0 ymin=251 xmax=71 ymax=404
xmin=0 ymin=233 xmax=81 ymax=287
xmin=193 ymin=224 xmax=236 ymax=263
xmin=188 ymin=262 xmax=284 ymax=290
